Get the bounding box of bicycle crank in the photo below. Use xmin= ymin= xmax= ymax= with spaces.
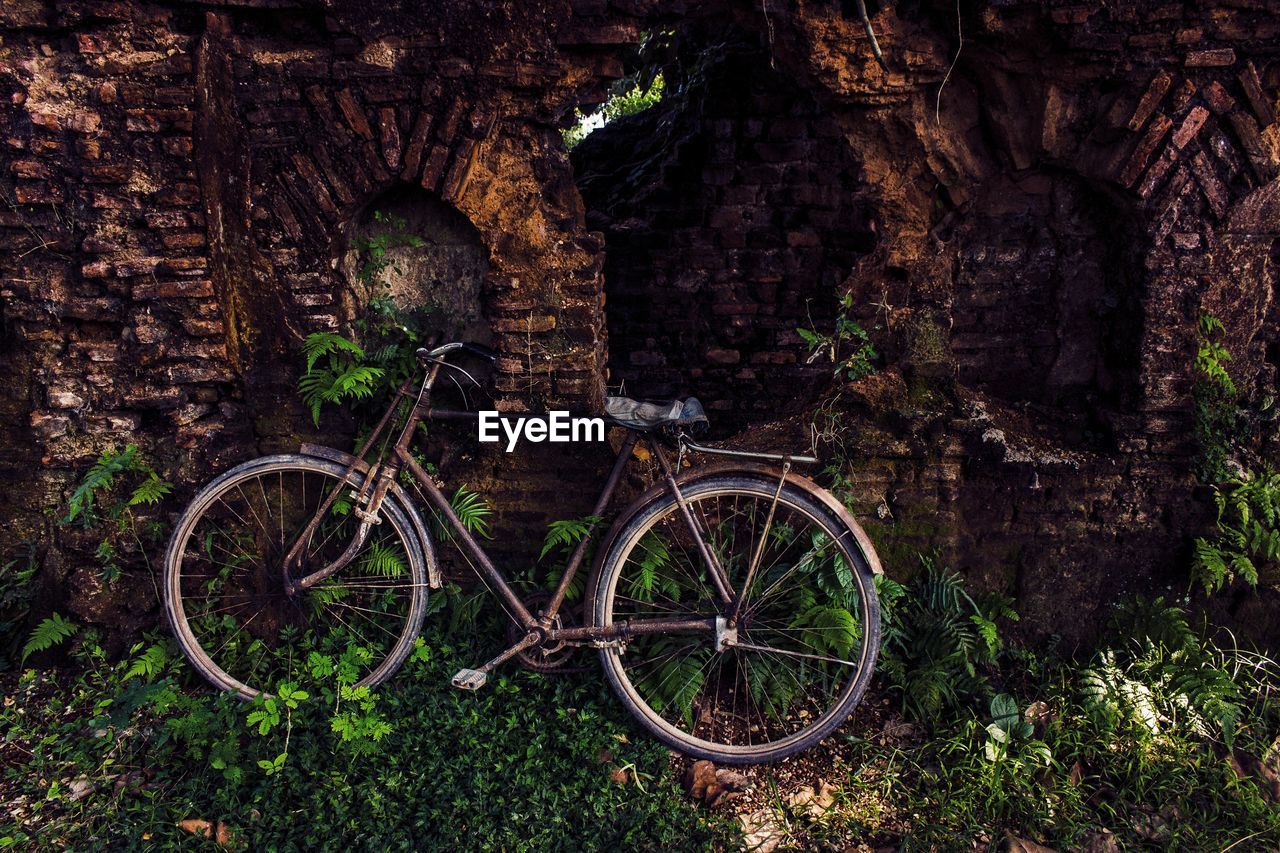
xmin=451 ymin=630 xmax=541 ymax=691
xmin=505 ymin=591 xmax=580 ymax=672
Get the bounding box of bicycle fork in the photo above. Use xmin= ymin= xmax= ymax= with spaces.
xmin=281 ymin=461 xmax=397 ymax=596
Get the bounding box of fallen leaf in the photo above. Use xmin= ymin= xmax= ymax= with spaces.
xmin=1004 ymin=832 xmax=1056 ymax=852
xmin=178 ymin=818 xmax=214 ymax=838
xmin=739 ymin=807 xmax=786 ymax=853
xmin=684 ymin=759 xmax=718 ymax=801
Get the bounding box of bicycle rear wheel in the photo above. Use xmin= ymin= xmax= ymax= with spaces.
xmin=163 ymin=454 xmax=428 ymax=699
xmin=594 ymin=474 xmax=880 ymax=764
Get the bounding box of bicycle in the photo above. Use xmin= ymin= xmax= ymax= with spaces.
xmin=163 ymin=339 xmax=884 ymax=764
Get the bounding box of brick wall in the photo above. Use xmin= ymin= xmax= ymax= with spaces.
xmin=575 ymin=38 xmax=877 ymax=432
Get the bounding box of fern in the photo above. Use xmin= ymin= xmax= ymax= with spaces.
xmin=1083 ymin=601 xmax=1247 ymax=746
xmin=433 ymin=486 xmax=493 ymax=541
xmin=877 ymin=556 xmax=1015 ymax=723
xmin=1192 ymin=471 xmax=1280 ymax=593
xmin=635 ymin=647 xmax=710 ymax=729
xmin=359 ymin=541 xmax=406 ymax=578
xmin=124 ymin=643 xmax=170 ymax=681
xmin=298 ymin=334 xmax=386 ymax=427
xmin=65 ymin=444 xmax=143 ymax=523
xmin=303 ymin=332 xmax=366 ymax=373
xmin=791 ymin=604 xmax=859 ymax=659
xmin=627 ymin=531 xmax=678 ymax=603
xmin=540 ymin=516 xmax=601 ymax=561
xmin=128 ymin=472 xmax=173 ymax=507
xmin=22 ymin=612 xmax=77 ymax=661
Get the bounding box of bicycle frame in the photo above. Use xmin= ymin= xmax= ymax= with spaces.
xmin=280 ymin=365 xmax=737 ymax=650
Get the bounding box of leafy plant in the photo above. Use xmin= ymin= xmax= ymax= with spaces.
xmin=22 ymin=612 xmax=77 ymax=662
xmin=64 ymin=444 xmax=169 ymax=525
xmin=1080 ymin=597 xmax=1244 ymax=745
xmin=60 ymin=444 xmax=172 ymax=585
xmin=1193 ymin=313 xmax=1241 ymax=483
xmin=878 ymin=556 xmax=1018 ymax=722
xmin=563 ymin=72 xmax=665 ymax=150
xmin=432 ymin=485 xmax=494 ymax=542
xmin=538 ymin=515 xmax=603 ymax=603
xmin=299 ymin=334 xmax=386 ymax=426
xmin=983 ymin=693 xmax=1051 ymax=768
xmin=298 ymin=212 xmax=436 ymax=427
xmin=1192 ymin=470 xmax=1280 ymax=593
xmin=540 ymin=516 xmax=601 ymax=561
xmin=799 ymin=292 xmax=878 ymax=383
xmin=0 ymin=552 xmax=38 ymax=668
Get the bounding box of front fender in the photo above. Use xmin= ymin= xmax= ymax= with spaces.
xmin=582 ymin=461 xmax=884 ymax=625
xmin=298 ymin=443 xmax=441 ymax=589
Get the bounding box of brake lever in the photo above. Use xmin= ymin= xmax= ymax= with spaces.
xmin=424 ymin=356 xmax=482 ymax=389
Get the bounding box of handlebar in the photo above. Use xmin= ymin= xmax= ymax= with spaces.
xmin=416 ymin=341 xmax=498 ymax=364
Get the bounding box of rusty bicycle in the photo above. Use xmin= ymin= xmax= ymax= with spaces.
xmin=163 ymin=339 xmax=883 ymax=763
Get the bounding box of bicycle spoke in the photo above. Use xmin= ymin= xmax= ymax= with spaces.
xmin=600 ymin=481 xmax=878 ymax=757
xmin=168 ymin=461 xmax=424 ymax=699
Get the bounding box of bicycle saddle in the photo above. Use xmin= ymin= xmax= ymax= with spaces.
xmin=603 ymin=396 xmax=709 ymax=434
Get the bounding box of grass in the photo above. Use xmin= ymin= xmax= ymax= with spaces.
xmin=1 ymin=628 xmax=732 ymax=850
xmin=4 ymin=601 xmax=1279 ymax=850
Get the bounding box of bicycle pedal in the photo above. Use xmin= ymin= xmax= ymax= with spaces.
xmin=451 ymin=668 xmax=487 ymax=691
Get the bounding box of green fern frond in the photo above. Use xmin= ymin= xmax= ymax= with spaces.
xmin=22 ymin=613 xmax=77 ymax=661
xmin=124 ymin=643 xmax=170 ymax=681
xmin=448 ymin=486 xmax=493 ymax=539
xmin=302 ymin=332 xmax=365 ymax=373
xmin=128 ymin=472 xmax=173 ymax=507
xmin=359 ymin=541 xmax=406 ymax=578
xmin=540 ymin=516 xmax=601 ymax=561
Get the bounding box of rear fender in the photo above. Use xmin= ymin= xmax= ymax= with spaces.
xmin=581 ymin=461 xmax=884 ymax=625
xmin=298 ymin=443 xmax=441 ymax=588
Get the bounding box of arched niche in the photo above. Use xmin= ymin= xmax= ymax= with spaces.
xmin=338 ymin=184 xmax=492 ymax=346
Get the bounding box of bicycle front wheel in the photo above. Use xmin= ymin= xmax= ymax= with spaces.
xmin=163 ymin=454 xmax=428 ymax=699
xmin=594 ymin=474 xmax=880 ymax=764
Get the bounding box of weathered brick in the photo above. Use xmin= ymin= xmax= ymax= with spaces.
xmin=1184 ymin=48 xmax=1236 ymax=67
xmin=1202 ymin=81 xmax=1235 ymax=114
xmin=132 ymin=279 xmax=213 ymax=299
xmin=1170 ymin=106 xmax=1209 ymax=149
xmin=378 ymin=106 xmax=401 ymax=170
xmin=1238 ymin=61 xmax=1275 ymax=126
xmin=334 ymin=88 xmax=375 ymax=140
xmin=1128 ymin=71 xmax=1173 ymax=132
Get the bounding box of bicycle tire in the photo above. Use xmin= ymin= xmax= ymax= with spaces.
xmin=163 ymin=454 xmax=429 ymax=699
xmin=593 ymin=473 xmax=881 ymax=764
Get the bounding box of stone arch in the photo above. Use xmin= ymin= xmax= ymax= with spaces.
xmin=335 ymin=184 xmax=492 ymax=347
xmin=572 ymin=30 xmax=877 ymax=432
xmin=244 ymin=76 xmax=608 ymax=413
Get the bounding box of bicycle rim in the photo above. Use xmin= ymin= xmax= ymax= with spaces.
xmin=596 ymin=477 xmax=879 ymax=762
xmin=164 ymin=456 xmax=427 ymax=699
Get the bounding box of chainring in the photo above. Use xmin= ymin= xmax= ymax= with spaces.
xmin=506 ymin=591 xmax=580 ymax=672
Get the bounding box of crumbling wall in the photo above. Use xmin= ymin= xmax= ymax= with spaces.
xmin=1 ymin=0 xmax=1279 ymax=645
xmin=573 ymin=2 xmax=1280 ymax=644
xmin=574 ymin=34 xmax=877 ymax=431
xmin=0 ymin=0 xmax=639 ymax=636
